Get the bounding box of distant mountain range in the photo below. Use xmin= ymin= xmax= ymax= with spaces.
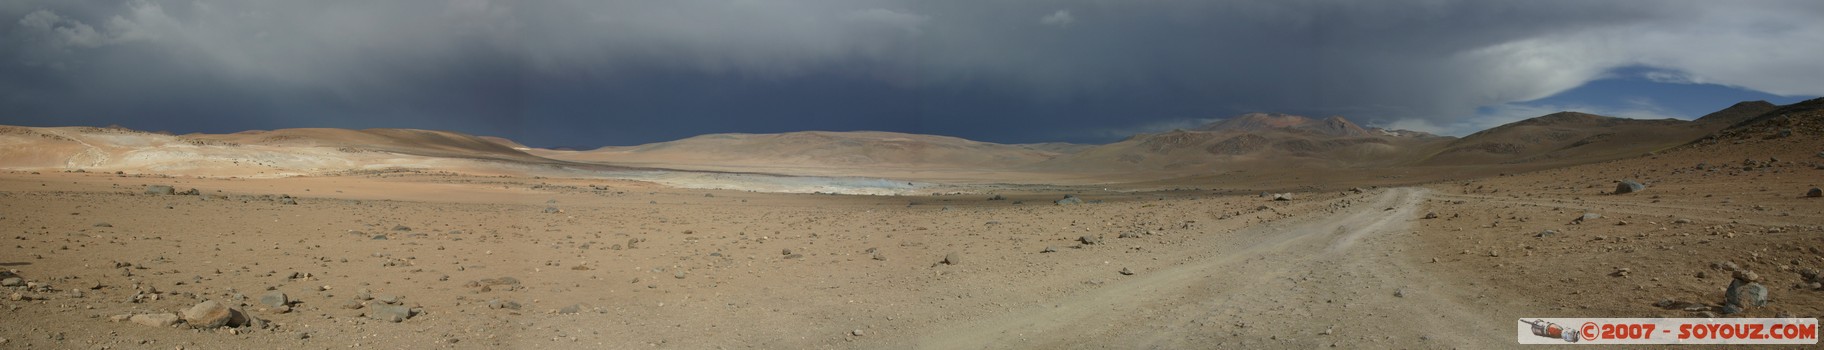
xmin=0 ymin=98 xmax=1809 ymax=185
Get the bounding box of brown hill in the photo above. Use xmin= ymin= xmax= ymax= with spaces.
xmin=1419 ymin=112 xmax=1717 ymax=166
xmin=1694 ymin=100 xmax=1777 ymax=125
xmin=191 ymin=128 xmax=544 ymax=162
xmin=1198 ymin=113 xmax=1373 ymax=137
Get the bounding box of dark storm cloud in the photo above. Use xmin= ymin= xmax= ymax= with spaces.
xmin=2 ymin=1 xmax=1820 ymax=146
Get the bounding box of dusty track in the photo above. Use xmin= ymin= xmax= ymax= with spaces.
xmin=905 ymin=188 xmax=1513 ymax=349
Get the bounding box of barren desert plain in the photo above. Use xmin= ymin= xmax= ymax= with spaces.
xmin=0 ymin=98 xmax=1819 ymax=349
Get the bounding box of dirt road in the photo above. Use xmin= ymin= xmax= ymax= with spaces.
xmin=904 ymin=188 xmax=1513 ymax=349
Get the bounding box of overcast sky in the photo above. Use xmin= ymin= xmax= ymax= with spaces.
xmin=2 ymin=1 xmax=1820 ymax=147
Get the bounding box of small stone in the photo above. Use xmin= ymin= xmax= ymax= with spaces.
xmin=1733 ymin=270 xmax=1760 ymax=283
xmin=259 ymin=291 xmax=288 ymax=308
xmin=1079 ymin=235 xmax=1100 ymax=245
xmin=1119 ymin=267 xmax=1135 ymax=275
xmin=1614 ymin=180 xmax=1645 ymax=194
xmin=1118 ymin=232 xmax=1139 ymax=239
xmin=781 ymin=248 xmax=793 ymax=256
xmin=851 ymin=329 xmax=865 ymax=336
xmin=673 ymin=270 xmax=686 ymax=279
xmin=487 ymin=299 xmax=521 ymax=310
xmin=1808 ymin=188 xmax=1822 ymax=198
xmin=1610 ymin=267 xmax=1630 ymax=277
xmin=93 ymin=222 xmax=112 ymax=227
xmin=559 ymin=304 xmax=581 ymax=314
xmin=1041 ymin=246 xmax=1058 ymax=253
xmin=1536 ymin=230 xmax=1557 ymax=238
xmin=129 ymin=313 xmax=181 ymax=327
xmin=1422 ymin=211 xmax=1438 ymax=219
xmin=942 ymin=252 xmax=961 ymax=265
xmin=145 ymin=185 xmax=176 ymax=195
xmin=0 ymin=277 xmax=21 ymax=287
xmin=376 ymin=295 xmax=400 ymax=304
xmin=340 ymin=300 xmax=364 ymax=310
xmin=1394 ymin=289 xmax=1406 ymax=298
xmin=366 ymin=305 xmax=414 ymax=322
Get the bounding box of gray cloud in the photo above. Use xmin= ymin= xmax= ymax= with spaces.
xmin=1 ymin=0 xmax=1820 ymax=142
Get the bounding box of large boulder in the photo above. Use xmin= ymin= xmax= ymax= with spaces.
xmin=1614 ymin=180 xmax=1645 ymax=194
xmin=181 ymin=300 xmax=234 ymax=329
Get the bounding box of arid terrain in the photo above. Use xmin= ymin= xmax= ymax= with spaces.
xmin=1 ymin=99 xmax=1822 ymax=349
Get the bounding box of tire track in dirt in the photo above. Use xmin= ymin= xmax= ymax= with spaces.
xmin=905 ymin=188 xmax=1513 ymax=349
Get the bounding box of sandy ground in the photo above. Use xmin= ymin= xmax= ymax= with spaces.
xmin=1 ymin=131 xmax=1820 ymax=349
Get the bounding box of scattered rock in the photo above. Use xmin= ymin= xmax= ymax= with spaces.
xmin=1118 ymin=267 xmax=1135 ymax=276
xmin=0 ymin=277 xmax=21 ymax=287
xmin=376 ymin=295 xmax=400 ymax=305
xmin=1808 ymin=188 xmax=1822 ymax=198
xmin=1272 ymin=193 xmax=1293 ymax=201
xmin=129 ymin=313 xmax=181 ymax=327
xmin=1610 ymin=267 xmax=1631 ymax=277
xmin=1536 ymin=230 xmax=1558 ymax=238
xmin=1041 ymin=246 xmax=1057 ymax=253
xmin=1393 ymin=289 xmax=1406 ymax=298
xmin=93 ymin=222 xmax=112 ymax=228
xmin=1055 ymin=195 xmax=1084 ymax=205
xmin=487 ymin=299 xmax=522 ymax=310
xmin=942 ymin=252 xmax=961 ymax=265
xmin=145 ymin=185 xmax=176 ymax=195
xmin=987 ymin=194 xmax=1006 ymax=201
xmin=558 ymin=304 xmax=581 ymax=314
xmin=1654 ymin=299 xmax=1706 ymax=311
xmin=182 ymin=300 xmax=234 ymax=329
xmin=542 ymin=206 xmax=560 ymax=214
xmin=279 ymin=196 xmax=298 ymax=205
xmin=1733 ymin=270 xmax=1760 ymax=283
xmin=367 ymin=305 xmax=415 ymax=322
xmin=1614 ymin=180 xmax=1645 ymax=194
xmin=1079 ymin=235 xmax=1100 ymax=245
xmin=1422 ymin=211 xmax=1438 ymax=219
xmin=1571 ymin=212 xmax=1601 ymax=224
xmin=1118 ymin=232 xmax=1139 ymax=239
xmin=851 ymin=329 xmax=865 ymax=337
xmin=259 ymin=291 xmax=289 ymax=308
